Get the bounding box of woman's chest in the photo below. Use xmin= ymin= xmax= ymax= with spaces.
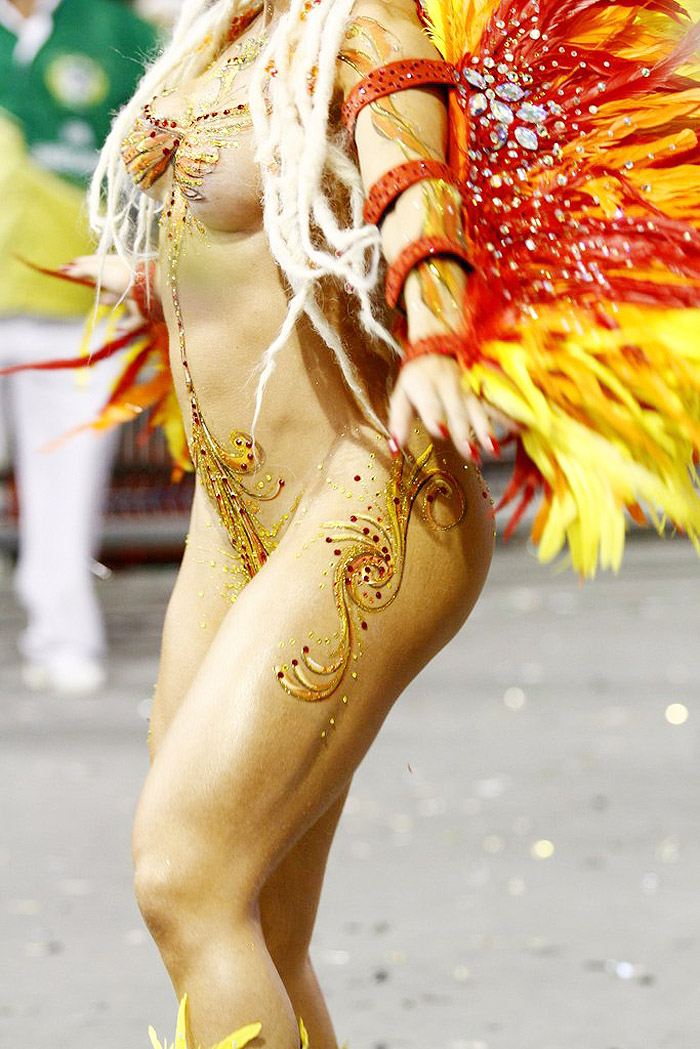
xmin=121 ymin=32 xmax=267 ymax=234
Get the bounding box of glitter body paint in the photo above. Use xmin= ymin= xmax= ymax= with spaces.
xmin=122 ymin=31 xmax=296 ymax=579
xmin=276 ymin=442 xmax=466 ymax=702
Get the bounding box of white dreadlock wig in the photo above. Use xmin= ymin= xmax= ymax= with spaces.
xmin=90 ymin=0 xmax=400 ymax=430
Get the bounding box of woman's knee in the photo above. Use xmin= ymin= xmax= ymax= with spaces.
xmin=132 ymin=794 xmax=257 ymax=951
xmin=132 ymin=806 xmax=192 ymax=946
xmin=132 ymin=848 xmax=184 ymax=949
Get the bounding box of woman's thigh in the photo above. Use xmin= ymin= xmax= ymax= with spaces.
xmin=136 ymin=435 xmax=493 ymax=905
xmin=150 ymin=481 xmax=249 ymax=750
xmin=149 ymin=478 xmax=349 ymax=960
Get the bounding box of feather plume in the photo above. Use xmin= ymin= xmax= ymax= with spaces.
xmin=416 ymin=0 xmax=700 ymax=574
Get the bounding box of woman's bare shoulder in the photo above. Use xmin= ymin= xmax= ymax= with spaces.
xmin=349 ymin=0 xmax=435 ymax=42
xmin=337 ymin=0 xmax=440 ymax=93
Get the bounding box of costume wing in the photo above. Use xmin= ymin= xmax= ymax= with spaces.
xmin=0 ymin=265 xmax=191 ymax=481
xmin=420 ymin=0 xmax=700 ymax=575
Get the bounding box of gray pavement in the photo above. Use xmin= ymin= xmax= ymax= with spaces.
xmin=1 ymin=538 xmax=699 ymax=1049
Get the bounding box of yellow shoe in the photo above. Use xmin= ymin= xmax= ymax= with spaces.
xmin=149 ymin=996 xmax=262 ymax=1049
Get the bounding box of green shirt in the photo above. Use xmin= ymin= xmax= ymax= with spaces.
xmin=0 ymin=0 xmax=159 ymax=184
xmin=0 ymin=0 xmax=159 ymax=315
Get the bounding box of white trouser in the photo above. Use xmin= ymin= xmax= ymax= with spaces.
xmin=0 ymin=315 xmax=121 ymax=665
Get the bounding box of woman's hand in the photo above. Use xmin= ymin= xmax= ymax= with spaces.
xmin=61 ymin=254 xmax=134 ymax=307
xmin=388 ymin=354 xmax=519 ymax=460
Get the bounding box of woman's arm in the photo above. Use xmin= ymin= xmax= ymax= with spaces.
xmin=63 ymin=255 xmax=163 ymax=321
xmin=61 ymin=255 xmax=133 ymax=304
xmin=337 ymin=0 xmax=510 ymax=455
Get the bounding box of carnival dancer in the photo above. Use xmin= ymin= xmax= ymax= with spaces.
xmin=0 ymin=0 xmax=158 ymax=693
xmin=62 ymin=0 xmax=700 ymax=1043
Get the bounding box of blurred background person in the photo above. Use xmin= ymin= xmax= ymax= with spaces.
xmin=0 ymin=0 xmax=158 ymax=694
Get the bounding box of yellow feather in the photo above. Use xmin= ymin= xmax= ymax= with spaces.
xmin=148 ymin=997 xmax=262 ymax=1049
xmin=462 ymin=302 xmax=700 ymax=576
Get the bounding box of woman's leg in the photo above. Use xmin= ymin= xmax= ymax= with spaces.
xmin=257 ymin=788 xmax=348 ymax=1048
xmin=149 ymin=483 xmax=348 ymax=1046
xmin=138 ymin=443 xmax=493 ymax=1047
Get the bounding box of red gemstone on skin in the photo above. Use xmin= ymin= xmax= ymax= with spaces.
xmin=277 ymin=671 xmax=284 ymax=679
xmin=334 ymin=549 xmax=342 ymax=556
xmin=361 ymin=621 xmax=368 ymax=630
xmin=372 ymin=535 xmax=379 ymax=542
xmin=326 ymin=537 xmax=332 ymax=543
xmin=363 ymin=527 xmax=370 ymax=535
xmin=350 ymin=515 xmax=357 ymax=522
xmin=354 ymin=475 xmax=361 ymax=481
xmin=303 ymin=645 xmax=310 ymax=654
xmin=376 ymin=592 xmax=382 ymax=599
xmin=292 ymin=659 xmax=298 ymax=667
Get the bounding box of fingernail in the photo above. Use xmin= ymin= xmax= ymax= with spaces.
xmin=488 ymin=436 xmax=501 ymax=458
xmin=468 ymin=442 xmax=481 ymax=464
xmin=438 ymin=423 xmax=450 ymax=440
xmin=388 ymin=435 xmax=400 ymax=458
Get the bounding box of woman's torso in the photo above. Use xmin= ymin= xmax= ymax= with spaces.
xmin=124 ymin=20 xmax=386 ymax=480
xmin=121 ymin=13 xmax=493 ymax=592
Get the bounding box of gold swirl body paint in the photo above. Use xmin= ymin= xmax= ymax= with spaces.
xmin=129 ymin=31 xmax=297 ymax=580
xmin=192 ymin=427 xmax=292 ymax=582
xmin=276 ymin=442 xmax=465 ymax=702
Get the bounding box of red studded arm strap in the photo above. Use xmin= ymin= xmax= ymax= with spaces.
xmin=339 ymin=47 xmax=471 ymax=360
xmin=363 ymin=159 xmax=463 ymax=226
xmin=385 ymin=235 xmax=472 ymax=310
xmin=341 ymin=58 xmax=459 ymax=135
